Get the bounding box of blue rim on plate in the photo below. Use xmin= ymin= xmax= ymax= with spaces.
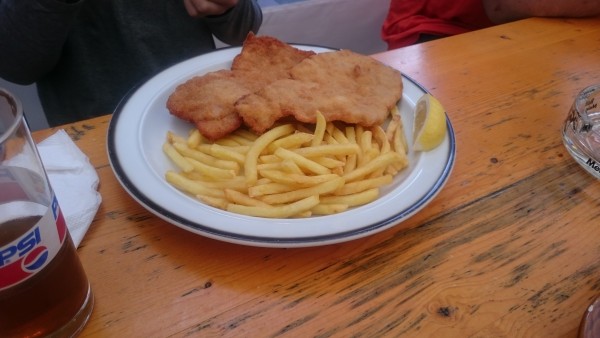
xmin=107 ymin=45 xmax=456 ymax=248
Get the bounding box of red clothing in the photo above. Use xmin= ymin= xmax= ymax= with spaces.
xmin=382 ymin=0 xmax=495 ymax=49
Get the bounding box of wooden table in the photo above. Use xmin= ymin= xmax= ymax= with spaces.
xmin=33 ymin=17 xmax=600 ymax=337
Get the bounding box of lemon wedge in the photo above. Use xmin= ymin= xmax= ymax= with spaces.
xmin=412 ymin=93 xmax=447 ymax=151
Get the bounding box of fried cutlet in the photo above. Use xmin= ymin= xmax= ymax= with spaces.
xmin=166 ymin=33 xmax=315 ymax=140
xmin=231 ymin=34 xmax=316 ymax=91
xmin=235 ymin=49 xmax=404 ymax=134
xmin=166 ymin=70 xmax=249 ymax=140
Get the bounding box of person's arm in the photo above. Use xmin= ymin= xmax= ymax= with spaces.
xmin=0 ymin=0 xmax=83 ymax=84
xmin=191 ymin=0 xmax=262 ymax=46
xmin=482 ymin=0 xmax=600 ymax=24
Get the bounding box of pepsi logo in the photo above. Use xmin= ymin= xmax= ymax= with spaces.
xmin=22 ymin=245 xmax=49 ymax=272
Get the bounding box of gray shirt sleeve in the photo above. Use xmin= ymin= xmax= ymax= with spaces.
xmin=206 ymin=0 xmax=263 ymax=46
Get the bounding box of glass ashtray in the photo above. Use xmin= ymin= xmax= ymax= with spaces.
xmin=562 ymin=84 xmax=600 ymax=179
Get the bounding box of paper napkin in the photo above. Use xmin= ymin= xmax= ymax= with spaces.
xmin=38 ymin=129 xmax=102 ymax=247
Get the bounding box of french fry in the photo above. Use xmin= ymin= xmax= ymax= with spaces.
xmin=183 ymin=174 xmax=248 ymax=192
xmin=344 ymin=126 xmax=358 ymax=174
xmin=227 ymin=195 xmax=320 ymax=218
xmin=313 ymin=157 xmax=345 ymax=169
xmin=386 ymin=114 xmax=400 ymax=143
xmin=187 ymin=129 xmax=203 ymax=148
xmin=260 ymin=177 xmax=344 ymax=204
xmin=334 ymin=175 xmax=393 ymax=195
xmin=226 ymin=134 xmax=255 ymax=146
xmin=293 ymin=143 xmax=360 ymax=158
xmin=232 ymin=129 xmax=258 ymax=142
xmin=343 ymin=154 xmax=357 ymax=175
xmin=245 ymin=124 xmax=295 ymax=185
xmin=280 ymin=159 xmax=305 ymax=175
xmin=311 ymin=203 xmax=349 ymax=215
xmin=267 ymin=132 xmax=313 ymax=152
xmin=248 ymin=181 xmax=297 ymax=198
xmin=325 ymin=121 xmax=335 ymax=138
xmin=355 ymin=125 xmax=365 ymax=145
xmin=258 ymin=154 xmax=281 ymax=163
xmin=323 ymin=132 xmax=338 ymax=145
xmin=224 ymin=189 xmax=271 ymax=207
xmin=259 ymin=170 xmax=339 ymax=187
xmin=215 ymin=138 xmax=242 ymax=147
xmin=256 ymin=177 xmax=271 ymax=185
xmin=172 ymin=142 xmax=239 ymax=171
xmin=274 ymin=147 xmax=331 ymax=175
xmin=365 ymin=147 xmax=380 ymax=163
xmin=167 ymin=131 xmax=187 ymax=145
xmin=372 ymin=126 xmax=391 ymax=154
xmin=256 ymin=159 xmax=304 ymax=175
xmin=185 ymin=157 xmax=236 ymax=179
xmin=196 ymin=195 xmax=228 ymax=209
xmin=393 ymin=118 xmax=408 ymax=155
xmin=320 ymin=188 xmax=379 ymax=206
xmin=312 ymin=111 xmax=327 ymax=146
xmin=165 ymin=171 xmax=225 ymax=198
xmin=163 ymin=142 xmax=194 ymax=173
xmin=331 ymin=125 xmax=350 ymax=144
xmin=391 ymin=125 xmax=409 ymax=173
xmin=358 ymin=130 xmax=373 ymax=167
xmin=329 ymin=124 xmax=351 ymax=162
xmin=198 ymin=143 xmax=248 ymax=153
xmin=296 ymin=211 xmax=313 ymax=218
xmin=195 ymin=143 xmax=246 ymax=164
xmin=343 ymin=152 xmax=405 ymax=182
xmin=369 ymin=126 xmax=391 ymax=177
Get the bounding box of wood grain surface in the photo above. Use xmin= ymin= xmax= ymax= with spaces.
xmin=32 ymin=17 xmax=600 ymax=337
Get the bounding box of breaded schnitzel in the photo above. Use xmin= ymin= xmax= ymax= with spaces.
xmin=235 ymin=49 xmax=404 ymax=134
xmin=231 ymin=34 xmax=315 ymax=91
xmin=166 ymin=33 xmax=315 ymax=140
xmin=165 ymin=70 xmax=250 ymax=140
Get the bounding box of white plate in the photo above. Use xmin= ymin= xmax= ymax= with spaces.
xmin=107 ymin=45 xmax=456 ymax=248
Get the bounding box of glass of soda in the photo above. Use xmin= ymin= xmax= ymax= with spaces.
xmin=0 ymin=88 xmax=94 ymax=336
xmin=563 ymin=83 xmax=600 ymax=179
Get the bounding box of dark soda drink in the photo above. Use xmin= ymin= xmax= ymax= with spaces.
xmin=0 ymin=209 xmax=93 ymax=337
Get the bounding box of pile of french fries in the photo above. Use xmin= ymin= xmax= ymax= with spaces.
xmin=163 ymin=110 xmax=409 ymax=218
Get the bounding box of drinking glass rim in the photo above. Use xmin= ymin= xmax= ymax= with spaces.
xmin=0 ymin=88 xmax=24 ymax=144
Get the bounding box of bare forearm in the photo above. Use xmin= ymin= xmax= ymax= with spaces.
xmin=482 ymin=0 xmax=600 ymax=24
